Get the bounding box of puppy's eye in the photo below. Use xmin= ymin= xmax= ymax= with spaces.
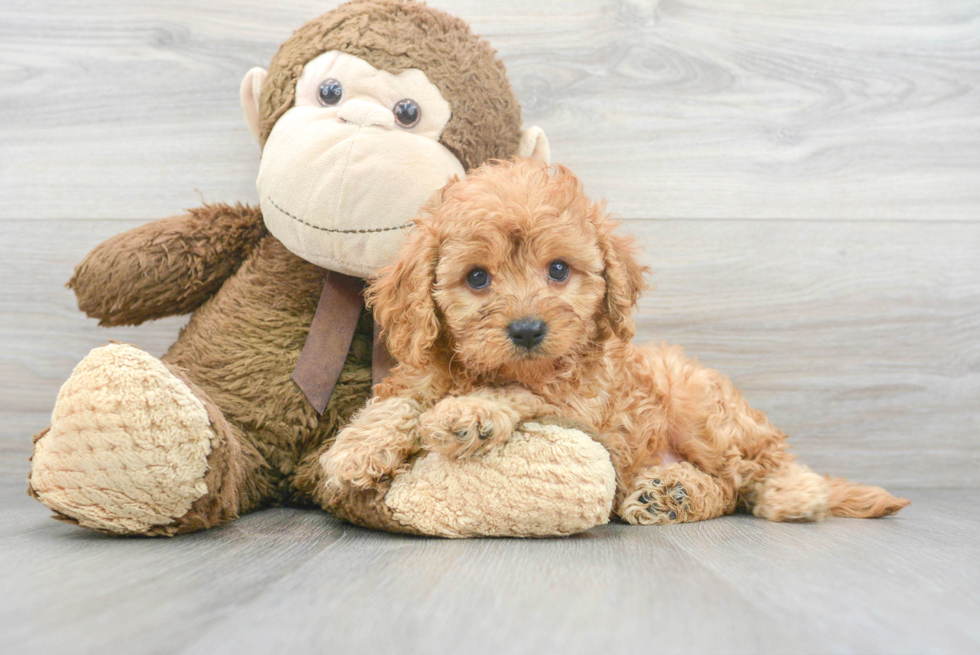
xmin=393 ymin=99 xmax=421 ymax=128
xmin=548 ymin=260 xmax=570 ymax=282
xmin=318 ymin=78 xmax=343 ymax=106
xmin=466 ymin=267 xmax=491 ymax=289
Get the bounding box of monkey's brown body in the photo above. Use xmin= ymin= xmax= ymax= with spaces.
xmin=27 ymin=1 xmax=615 ymax=538
xmin=47 ymin=202 xmax=413 ymax=533
xmin=159 ymin=226 xmax=366 ymax=510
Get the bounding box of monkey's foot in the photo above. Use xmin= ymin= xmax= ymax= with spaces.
xmin=380 ymin=422 xmax=616 ymax=538
xmin=29 ymin=343 xmax=221 ymax=535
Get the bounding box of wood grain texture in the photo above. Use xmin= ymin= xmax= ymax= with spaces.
xmin=1 ymin=0 xmax=978 ymax=220
xmin=3 ymin=3 xmax=978 ymax=653
xmin=1 ymin=477 xmax=977 ymax=655
xmin=3 ymin=218 xmax=977 ymax=487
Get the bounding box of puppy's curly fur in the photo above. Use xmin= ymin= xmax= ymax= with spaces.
xmin=323 ymin=159 xmax=910 ymax=524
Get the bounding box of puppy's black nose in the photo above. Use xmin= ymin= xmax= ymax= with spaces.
xmin=507 ymin=318 xmax=547 ymax=349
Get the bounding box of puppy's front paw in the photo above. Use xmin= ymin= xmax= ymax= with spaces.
xmin=321 ymin=428 xmax=406 ymax=491
xmin=320 ymin=397 xmax=423 ymax=492
xmin=419 ymin=396 xmax=520 ymax=459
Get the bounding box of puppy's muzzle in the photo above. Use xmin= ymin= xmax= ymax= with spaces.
xmin=507 ymin=318 xmax=547 ymax=350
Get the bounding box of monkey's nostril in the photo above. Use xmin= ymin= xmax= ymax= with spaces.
xmin=507 ymin=318 xmax=547 ymax=350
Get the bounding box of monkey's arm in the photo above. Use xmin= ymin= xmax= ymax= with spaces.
xmin=69 ymin=203 xmax=267 ymax=326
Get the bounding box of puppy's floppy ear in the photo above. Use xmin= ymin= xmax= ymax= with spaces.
xmin=366 ymin=221 xmax=442 ymax=369
xmin=592 ymin=207 xmax=649 ymax=342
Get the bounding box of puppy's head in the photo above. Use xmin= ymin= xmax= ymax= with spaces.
xmin=368 ymin=159 xmax=648 ymax=383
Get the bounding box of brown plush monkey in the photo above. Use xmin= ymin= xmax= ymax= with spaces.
xmin=27 ymin=0 xmax=615 ymax=538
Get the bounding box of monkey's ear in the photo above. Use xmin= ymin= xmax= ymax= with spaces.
xmin=240 ymin=67 xmax=268 ymax=143
xmin=518 ymin=126 xmax=551 ymax=164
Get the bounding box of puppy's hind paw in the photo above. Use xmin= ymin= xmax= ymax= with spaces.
xmin=619 ymin=462 xmax=738 ymax=526
xmin=419 ymin=395 xmax=520 ymax=459
xmin=620 ymin=475 xmax=691 ymax=526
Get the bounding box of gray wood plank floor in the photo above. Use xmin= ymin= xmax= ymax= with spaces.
xmin=1 ymin=477 xmax=977 ymax=655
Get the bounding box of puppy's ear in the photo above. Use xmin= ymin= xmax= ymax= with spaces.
xmin=366 ymin=222 xmax=442 ymax=369
xmin=593 ymin=208 xmax=648 ymax=342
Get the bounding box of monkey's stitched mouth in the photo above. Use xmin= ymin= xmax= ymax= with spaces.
xmin=267 ymin=197 xmax=411 ymax=234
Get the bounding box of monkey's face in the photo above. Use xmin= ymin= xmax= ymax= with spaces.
xmin=251 ymin=51 xmax=465 ymax=276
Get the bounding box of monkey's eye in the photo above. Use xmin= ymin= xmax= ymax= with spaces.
xmin=548 ymin=260 xmax=570 ymax=282
xmin=317 ymin=78 xmax=343 ymax=106
xmin=466 ymin=267 xmax=491 ymax=290
xmin=393 ymin=99 xmax=421 ymax=128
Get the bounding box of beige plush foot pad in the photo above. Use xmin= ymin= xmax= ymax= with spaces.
xmin=384 ymin=422 xmax=616 ymax=538
xmin=30 ymin=343 xmax=215 ymax=534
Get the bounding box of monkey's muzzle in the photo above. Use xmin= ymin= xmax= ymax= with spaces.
xmin=257 ymin=105 xmax=464 ymax=277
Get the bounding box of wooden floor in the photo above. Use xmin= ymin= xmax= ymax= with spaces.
xmin=1 ymin=0 xmax=979 ymax=653
xmin=1 ymin=476 xmax=977 ymax=654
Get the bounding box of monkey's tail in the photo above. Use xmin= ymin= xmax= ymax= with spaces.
xmin=826 ymin=476 xmax=910 ymax=518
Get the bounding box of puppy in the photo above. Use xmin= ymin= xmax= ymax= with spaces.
xmin=322 ymin=159 xmax=909 ymax=524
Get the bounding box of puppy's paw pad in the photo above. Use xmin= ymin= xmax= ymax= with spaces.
xmin=453 ymin=418 xmax=495 ymax=442
xmin=668 ymin=483 xmax=688 ymax=505
xmin=621 ymin=479 xmax=691 ymax=525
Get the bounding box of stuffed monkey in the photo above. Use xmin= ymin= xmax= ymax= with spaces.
xmin=28 ymin=0 xmax=615 ymax=538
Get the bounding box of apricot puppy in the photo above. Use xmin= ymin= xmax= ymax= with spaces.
xmin=323 ymin=159 xmax=909 ymax=524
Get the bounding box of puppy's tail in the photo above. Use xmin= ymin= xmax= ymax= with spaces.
xmin=826 ymin=476 xmax=910 ymax=518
